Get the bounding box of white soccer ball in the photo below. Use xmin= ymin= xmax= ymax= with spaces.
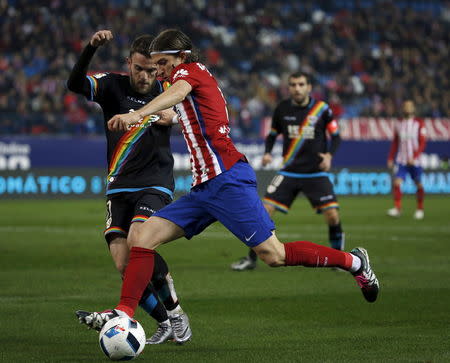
xmin=99 ymin=316 xmax=146 ymax=361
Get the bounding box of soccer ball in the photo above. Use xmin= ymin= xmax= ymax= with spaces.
xmin=99 ymin=316 xmax=146 ymax=361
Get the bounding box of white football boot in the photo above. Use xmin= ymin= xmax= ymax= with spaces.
xmin=413 ymin=209 xmax=424 ymax=220
xmin=386 ymin=207 xmax=401 ymax=218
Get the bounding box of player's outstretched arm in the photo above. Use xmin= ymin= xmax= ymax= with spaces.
xmin=67 ymin=30 xmax=113 ymax=94
xmin=108 ymin=80 xmax=192 ymax=131
xmin=387 ymin=131 xmax=399 ymax=168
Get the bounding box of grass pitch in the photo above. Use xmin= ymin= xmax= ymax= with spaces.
xmin=1 ymin=196 xmax=449 ymax=362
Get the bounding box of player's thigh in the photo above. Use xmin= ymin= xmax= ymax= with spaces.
xmin=409 ymin=166 xmax=423 ymax=184
xmin=127 ymin=190 xmax=172 ymax=246
xmin=393 ymin=164 xmax=407 ymax=185
xmin=252 ymin=233 xmax=285 ymax=267
xmin=264 ymin=203 xmax=276 ymax=217
xmin=302 ymin=177 xmax=339 ymax=214
xmin=108 ymin=235 xmax=129 ymax=275
xmin=133 ymin=216 xmax=185 ymax=249
xmin=153 ymin=191 xmax=216 ymax=241
xmin=263 ymin=174 xmax=299 ymax=213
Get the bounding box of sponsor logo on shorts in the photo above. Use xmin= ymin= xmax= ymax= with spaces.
xmin=139 ymin=206 xmax=155 ymax=213
xmin=320 ymin=194 xmax=333 ymax=201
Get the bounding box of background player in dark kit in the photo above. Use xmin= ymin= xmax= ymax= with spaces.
xmin=231 ymin=72 xmax=345 ymax=271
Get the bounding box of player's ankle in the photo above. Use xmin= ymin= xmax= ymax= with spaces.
xmin=168 ymin=305 xmax=183 ymax=316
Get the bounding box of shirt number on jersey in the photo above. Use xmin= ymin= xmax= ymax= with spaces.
xmin=267 ymin=175 xmax=284 ymax=194
xmin=288 ymin=124 xmax=314 ymax=139
xmin=106 ymin=200 xmax=112 ymax=229
xmin=288 ymin=125 xmax=299 ymax=138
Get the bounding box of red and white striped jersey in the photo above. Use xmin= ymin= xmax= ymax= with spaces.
xmin=388 ymin=117 xmax=426 ymax=165
xmin=170 ymin=62 xmax=244 ymax=187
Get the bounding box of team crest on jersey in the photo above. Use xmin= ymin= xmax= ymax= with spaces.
xmin=218 ymin=125 xmax=230 ymax=136
xmin=93 ymin=73 xmax=107 ymax=79
xmin=173 ymin=69 xmax=189 ymax=80
xmin=307 ymin=115 xmax=318 ymax=125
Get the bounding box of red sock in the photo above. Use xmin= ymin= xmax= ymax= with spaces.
xmin=416 ymin=186 xmax=424 ymax=210
xmin=393 ymin=184 xmax=402 ymax=210
xmin=284 ymin=241 xmax=353 ymax=270
xmin=116 ymin=247 xmax=155 ymax=317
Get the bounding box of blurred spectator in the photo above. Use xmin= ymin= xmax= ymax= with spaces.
xmin=0 ymin=0 xmax=448 ymax=137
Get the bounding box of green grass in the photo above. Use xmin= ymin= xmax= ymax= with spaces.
xmin=1 ymin=196 xmax=450 ymax=362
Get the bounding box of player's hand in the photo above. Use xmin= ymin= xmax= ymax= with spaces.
xmin=155 ymin=108 xmax=177 ymax=126
xmin=108 ymin=112 xmax=142 ymax=132
xmin=90 ymin=30 xmax=113 ymax=47
xmin=261 ymin=153 xmax=273 ymax=167
xmin=318 ymin=152 xmax=332 ymax=171
xmin=387 ymin=160 xmax=394 ymax=169
xmin=407 ymin=159 xmax=415 ymax=166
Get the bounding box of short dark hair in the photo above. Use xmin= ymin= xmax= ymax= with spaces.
xmin=150 ymin=29 xmax=199 ymax=63
xmin=289 ymin=72 xmax=312 ymax=84
xmin=130 ymin=35 xmax=154 ymax=57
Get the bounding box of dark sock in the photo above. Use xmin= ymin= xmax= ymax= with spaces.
xmin=248 ymin=249 xmax=257 ymax=262
xmin=139 ymin=284 xmax=168 ymax=323
xmin=329 ymin=223 xmax=344 ymax=250
xmin=153 ymin=252 xmax=179 ymax=311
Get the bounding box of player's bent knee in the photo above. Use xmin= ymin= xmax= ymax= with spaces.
xmin=394 ymin=178 xmax=403 ymax=187
xmin=114 ymin=261 xmax=127 ymax=275
xmin=324 ymin=209 xmax=339 ymax=225
xmin=259 ymin=253 xmax=284 ymax=267
xmin=253 ymin=236 xmax=286 ymax=267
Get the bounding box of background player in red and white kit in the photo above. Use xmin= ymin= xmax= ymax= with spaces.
xmin=75 ymin=29 xmax=380 ymax=331
xmin=387 ymin=100 xmax=426 ymax=220
xmin=67 ymin=30 xmax=191 ymax=344
xmin=231 ymin=72 xmax=345 ymax=271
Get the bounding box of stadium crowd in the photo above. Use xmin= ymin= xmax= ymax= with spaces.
xmin=1 ymin=0 xmax=449 ymax=136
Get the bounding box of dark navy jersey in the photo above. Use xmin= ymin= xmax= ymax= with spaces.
xmin=265 ymin=97 xmax=340 ymax=174
xmin=80 ymin=72 xmax=174 ymax=195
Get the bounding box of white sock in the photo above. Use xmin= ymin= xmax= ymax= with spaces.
xmin=349 ymin=255 xmax=362 ymax=273
xmin=168 ymin=305 xmax=183 ymax=316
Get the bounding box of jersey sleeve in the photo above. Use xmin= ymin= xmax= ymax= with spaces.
xmin=170 ymin=63 xmax=207 ymax=90
xmin=413 ymin=119 xmax=427 ymax=159
xmin=322 ymin=106 xmax=340 ymax=155
xmin=388 ymin=127 xmax=399 ymax=161
xmin=85 ymin=72 xmax=111 ymax=104
xmin=264 ymin=105 xmax=282 ymax=154
xmin=324 ymin=107 xmax=339 ymax=136
xmin=270 ymin=106 xmax=283 ymax=136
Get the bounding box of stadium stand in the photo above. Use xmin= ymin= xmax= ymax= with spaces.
xmin=0 ymin=0 xmax=448 ymax=136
